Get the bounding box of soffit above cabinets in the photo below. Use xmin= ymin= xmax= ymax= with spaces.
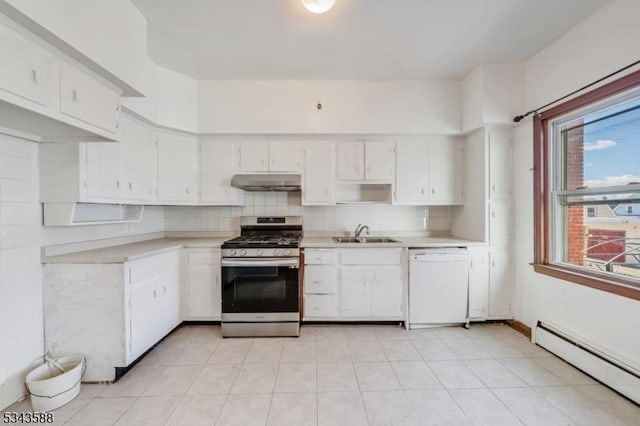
xmin=132 ymin=0 xmax=609 ymax=80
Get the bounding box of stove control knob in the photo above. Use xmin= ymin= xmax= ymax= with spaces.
xmin=285 ymin=249 xmax=291 ymax=256
xmin=257 ymin=249 xmax=263 ymax=256
xmin=240 ymin=249 xmax=247 ymax=256
xmin=274 ymin=249 xmax=281 ymax=256
xmin=230 ymin=249 xmax=237 ymax=256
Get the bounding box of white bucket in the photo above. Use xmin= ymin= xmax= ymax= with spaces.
xmin=25 ymin=355 xmax=85 ymax=412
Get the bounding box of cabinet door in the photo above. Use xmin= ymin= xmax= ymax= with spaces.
xmin=395 ymin=142 xmax=429 ymax=204
xmin=187 ymin=265 xmax=221 ymax=319
xmin=121 ymin=116 xmax=157 ymax=203
xmin=0 ymin=24 xmax=54 ymax=107
xmin=339 ymin=267 xmax=369 ymax=317
xmin=239 ymin=141 xmax=269 ymax=172
xmin=365 ymin=142 xmax=394 ymax=181
xmin=157 ymin=132 xmax=198 ymax=203
xmin=336 ymin=142 xmax=364 ymax=181
xmin=160 ymin=268 xmax=181 ymax=333
xmin=200 ymin=141 xmax=244 ymax=205
xmin=488 ymin=129 xmax=513 ymax=200
xmin=489 ymin=248 xmax=514 ymax=319
xmin=84 ymin=142 xmax=124 ymax=200
xmin=303 ymin=143 xmax=335 ymax=205
xmin=130 ymin=278 xmax=161 ymax=359
xmin=468 ymin=246 xmax=489 ymax=320
xmin=370 ymin=266 xmax=403 ymax=318
xmin=429 ymin=139 xmax=463 ymax=204
xmin=60 ymin=63 xmax=121 ymax=134
xmin=489 ymin=200 xmax=513 ymax=246
xmin=269 ymin=142 xmax=301 ymax=172
xmin=304 ymin=265 xmax=338 ymax=294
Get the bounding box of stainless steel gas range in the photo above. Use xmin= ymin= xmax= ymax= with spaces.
xmin=220 ymin=216 xmax=302 ymax=337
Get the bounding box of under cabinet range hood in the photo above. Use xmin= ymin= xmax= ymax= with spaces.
xmin=230 ymin=174 xmax=301 ymax=192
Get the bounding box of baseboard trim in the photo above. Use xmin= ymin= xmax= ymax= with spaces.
xmin=507 ymin=319 xmax=532 ymax=339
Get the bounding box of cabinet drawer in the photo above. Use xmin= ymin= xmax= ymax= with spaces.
xmin=0 ymin=25 xmax=54 ymax=107
xmin=60 ymin=64 xmax=121 ymax=133
xmin=129 ymin=250 xmax=180 ymax=283
xmin=340 ymin=248 xmax=402 ymax=265
xmin=304 ymin=295 xmax=337 ymax=318
xmin=304 ymin=249 xmax=336 ymax=265
xmin=304 ymin=266 xmax=337 ymax=294
xmin=188 ymin=251 xmax=221 ymax=265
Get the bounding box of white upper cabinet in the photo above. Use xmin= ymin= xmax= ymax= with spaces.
xmin=303 ymin=142 xmax=335 ymax=205
xmin=488 ymin=129 xmax=513 ymax=200
xmin=0 ymin=23 xmax=54 ymax=108
xmin=121 ymin=115 xmax=157 ymax=203
xmin=60 ymin=63 xmax=121 ymax=134
xmin=365 ymin=142 xmax=395 ymax=181
xmin=157 ymin=131 xmax=198 ymax=204
xmin=429 ymin=138 xmax=463 ymax=205
xmin=239 ymin=141 xmax=301 ymax=172
xmin=336 ymin=142 xmax=365 ymax=181
xmin=336 ymin=141 xmax=395 ymax=182
xmin=269 ymin=141 xmax=301 ymax=172
xmin=239 ymin=141 xmax=269 ymax=171
xmin=394 ymin=142 xmax=429 ymax=205
xmin=84 ymin=142 xmax=124 ymax=200
xmin=200 ymin=141 xmax=244 ymax=205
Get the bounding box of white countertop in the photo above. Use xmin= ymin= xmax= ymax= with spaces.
xmin=43 ymin=235 xmax=485 ymax=264
xmin=301 ymin=235 xmax=484 ymax=248
xmin=42 ymin=237 xmax=229 ymax=264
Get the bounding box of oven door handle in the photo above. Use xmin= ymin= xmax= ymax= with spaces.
xmin=221 ymin=258 xmax=299 ymax=268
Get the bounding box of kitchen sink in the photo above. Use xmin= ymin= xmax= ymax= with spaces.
xmin=332 ymin=236 xmax=400 ymax=243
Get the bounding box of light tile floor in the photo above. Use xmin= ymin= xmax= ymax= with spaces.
xmin=5 ymin=323 xmax=640 ymax=425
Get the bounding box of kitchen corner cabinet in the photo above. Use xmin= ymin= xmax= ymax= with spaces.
xmin=302 ymin=142 xmax=335 ymax=205
xmin=182 ymin=248 xmax=222 ymax=320
xmin=239 ymin=141 xmax=301 ymax=172
xmin=199 ymin=141 xmax=245 ymax=205
xmin=157 ymin=130 xmax=198 ymax=204
xmin=394 ymin=138 xmax=463 ymax=205
xmin=39 ymin=113 xmax=157 ymax=204
xmin=336 ymin=141 xmax=394 ymax=182
xmin=43 ymin=250 xmax=181 ymax=381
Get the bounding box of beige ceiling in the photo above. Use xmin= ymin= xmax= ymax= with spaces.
xmin=132 ymin=0 xmax=610 ymax=80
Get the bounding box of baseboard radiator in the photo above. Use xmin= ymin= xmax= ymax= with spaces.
xmin=533 ymin=321 xmax=640 ymax=404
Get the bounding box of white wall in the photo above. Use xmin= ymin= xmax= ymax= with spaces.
xmin=514 ymin=0 xmax=640 ymax=370
xmin=198 ymin=80 xmax=461 ymax=135
xmin=165 ymin=191 xmax=451 ymax=235
xmin=0 ymin=134 xmax=42 ymax=410
xmin=122 ymin=61 xmax=199 ymax=133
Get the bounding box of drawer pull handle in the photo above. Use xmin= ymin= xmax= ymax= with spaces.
xmin=31 ymin=69 xmax=38 ymax=84
xmin=72 ymin=90 xmax=78 ymax=102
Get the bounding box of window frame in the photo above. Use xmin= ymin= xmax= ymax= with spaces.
xmin=533 ymin=68 xmax=640 ymax=301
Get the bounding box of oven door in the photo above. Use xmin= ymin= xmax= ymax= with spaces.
xmin=221 ymin=257 xmax=299 ymax=316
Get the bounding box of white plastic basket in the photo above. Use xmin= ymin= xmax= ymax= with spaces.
xmin=25 ymin=355 xmax=85 ymax=412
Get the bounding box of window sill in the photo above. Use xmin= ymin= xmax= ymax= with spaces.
xmin=533 ymin=263 xmax=640 ymax=301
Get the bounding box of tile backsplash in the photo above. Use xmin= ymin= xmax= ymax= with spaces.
xmin=164 ymin=191 xmax=451 ymax=233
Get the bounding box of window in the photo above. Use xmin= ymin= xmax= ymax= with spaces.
xmin=534 ymin=69 xmax=640 ymax=300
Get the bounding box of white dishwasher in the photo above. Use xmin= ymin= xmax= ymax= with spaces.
xmin=408 ymin=248 xmax=470 ymax=328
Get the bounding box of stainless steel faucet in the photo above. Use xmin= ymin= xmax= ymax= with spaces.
xmin=354 ymin=224 xmax=370 ymax=238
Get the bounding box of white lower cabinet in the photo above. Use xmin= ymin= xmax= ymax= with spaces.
xmin=488 ymin=248 xmax=514 ymax=319
xmin=43 ymin=249 xmax=182 ymax=381
xmin=467 ymin=246 xmax=489 ymax=320
xmin=182 ymin=248 xmax=222 ymax=320
xmin=303 ymin=248 xmax=404 ymax=321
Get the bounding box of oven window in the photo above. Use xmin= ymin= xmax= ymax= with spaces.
xmin=222 ymin=265 xmax=299 ymax=313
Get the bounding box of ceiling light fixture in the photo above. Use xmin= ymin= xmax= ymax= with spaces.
xmin=301 ymin=0 xmax=336 ymax=14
